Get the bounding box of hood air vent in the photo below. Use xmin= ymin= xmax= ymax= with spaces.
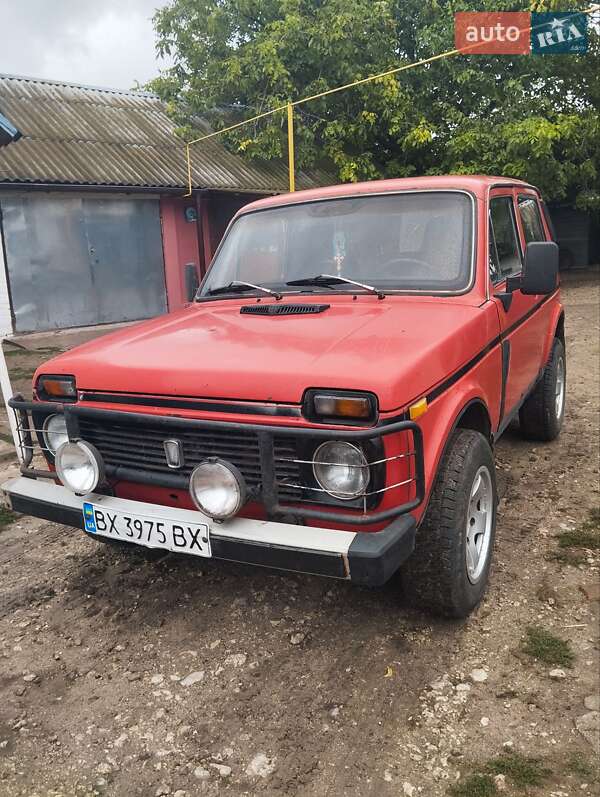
xmin=240 ymin=303 xmax=330 ymax=316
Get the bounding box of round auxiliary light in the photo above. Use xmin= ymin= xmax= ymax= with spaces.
xmin=189 ymin=459 xmax=246 ymax=520
xmin=55 ymin=441 xmax=104 ymax=495
xmin=42 ymin=413 xmax=69 ymax=455
xmin=313 ymin=441 xmax=370 ymax=500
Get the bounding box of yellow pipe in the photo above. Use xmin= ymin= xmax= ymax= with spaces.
xmin=187 ymin=104 xmax=287 ymax=146
xmin=287 ymin=103 xmax=295 ymax=193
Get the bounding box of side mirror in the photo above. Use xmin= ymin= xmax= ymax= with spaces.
xmin=521 ymin=241 xmax=559 ymax=295
xmin=185 ymin=263 xmax=199 ymax=302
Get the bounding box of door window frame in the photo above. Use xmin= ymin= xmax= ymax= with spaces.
xmin=488 ymin=191 xmax=523 ymax=287
xmin=515 ymin=192 xmax=548 ymax=246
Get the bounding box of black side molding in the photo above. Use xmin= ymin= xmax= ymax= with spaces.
xmin=347 ymin=515 xmax=416 ymax=586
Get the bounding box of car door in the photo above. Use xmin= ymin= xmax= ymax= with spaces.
xmin=488 ymin=189 xmax=547 ymax=422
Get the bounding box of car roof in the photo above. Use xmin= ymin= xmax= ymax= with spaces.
xmin=238 ymin=174 xmax=536 ymax=215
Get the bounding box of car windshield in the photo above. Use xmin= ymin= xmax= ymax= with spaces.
xmin=199 ymin=191 xmax=473 ymax=297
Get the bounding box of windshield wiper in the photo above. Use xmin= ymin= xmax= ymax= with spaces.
xmin=286 ymin=274 xmax=385 ymax=300
xmin=205 ymin=281 xmax=283 ymax=300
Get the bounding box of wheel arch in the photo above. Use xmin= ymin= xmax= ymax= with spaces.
xmin=541 ymin=305 xmax=565 ymax=365
xmin=454 ymin=398 xmax=493 ymax=444
xmin=416 ymin=397 xmax=493 ymax=525
xmin=554 ymin=311 xmax=565 ymax=344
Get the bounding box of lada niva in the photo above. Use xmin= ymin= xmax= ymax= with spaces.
xmin=1 ymin=176 xmax=565 ymax=617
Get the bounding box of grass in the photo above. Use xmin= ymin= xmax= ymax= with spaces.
xmin=556 ymin=507 xmax=600 ymax=551
xmin=486 ymin=752 xmax=551 ymax=788
xmin=565 ymin=751 xmax=598 ymax=780
xmin=0 ymin=505 xmax=17 ymax=530
xmin=449 ymin=774 xmax=497 ymax=797
xmin=449 ymin=751 xmax=555 ymax=796
xmin=521 ymin=626 xmax=575 ymax=667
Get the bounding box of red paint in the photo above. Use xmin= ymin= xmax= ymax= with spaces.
xmin=35 ymin=176 xmax=563 ymax=531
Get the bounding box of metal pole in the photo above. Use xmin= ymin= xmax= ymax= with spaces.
xmin=287 ymin=103 xmax=295 ymax=193
xmin=0 ymin=341 xmax=23 ymax=464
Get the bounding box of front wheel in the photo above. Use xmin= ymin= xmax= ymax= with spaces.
xmin=519 ymin=338 xmax=566 ymax=441
xmin=402 ymin=429 xmax=497 ymax=618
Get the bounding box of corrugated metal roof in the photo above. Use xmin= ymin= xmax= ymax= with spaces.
xmin=0 ymin=74 xmax=331 ymax=193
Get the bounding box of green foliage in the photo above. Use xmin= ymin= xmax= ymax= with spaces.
xmin=557 ymin=507 xmax=600 ymax=549
xmin=486 ymin=752 xmax=551 ymax=788
xmin=448 ymin=773 xmax=497 ymax=797
xmin=521 ymin=625 xmax=575 ymax=667
xmin=149 ymin=0 xmax=599 ymax=209
xmin=0 ymin=505 xmax=17 ymax=530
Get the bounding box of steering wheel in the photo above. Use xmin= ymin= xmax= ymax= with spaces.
xmin=379 ymin=256 xmax=437 ymax=279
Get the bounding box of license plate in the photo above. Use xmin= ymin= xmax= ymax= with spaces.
xmin=82 ymin=502 xmax=211 ymax=558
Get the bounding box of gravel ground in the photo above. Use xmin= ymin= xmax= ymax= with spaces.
xmin=0 ymin=274 xmax=598 ymax=797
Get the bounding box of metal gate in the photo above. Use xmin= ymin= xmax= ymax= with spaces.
xmin=1 ymin=192 xmax=167 ymax=332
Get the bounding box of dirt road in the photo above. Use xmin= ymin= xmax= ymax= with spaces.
xmin=0 ymin=275 xmax=598 ymax=797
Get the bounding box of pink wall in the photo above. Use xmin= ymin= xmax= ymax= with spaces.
xmin=160 ymin=197 xmax=202 ymax=311
xmin=160 ymin=192 xmax=265 ymax=313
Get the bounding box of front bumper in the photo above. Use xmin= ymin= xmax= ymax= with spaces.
xmin=3 ymin=476 xmax=416 ymax=586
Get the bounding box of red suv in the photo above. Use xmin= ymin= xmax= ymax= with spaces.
xmin=2 ymin=176 xmax=565 ymax=617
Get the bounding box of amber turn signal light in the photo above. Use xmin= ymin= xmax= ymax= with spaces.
xmin=314 ymin=394 xmax=371 ymax=418
xmin=409 ymin=397 xmax=428 ymax=420
xmin=302 ymin=390 xmax=378 ymax=425
xmin=36 ymin=375 xmax=77 ymax=401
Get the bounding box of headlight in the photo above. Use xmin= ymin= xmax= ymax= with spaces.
xmin=313 ymin=441 xmax=370 ymax=500
xmin=189 ymin=459 xmax=246 ymax=520
xmin=55 ymin=441 xmax=103 ymax=495
xmin=42 ymin=414 xmax=69 ymax=454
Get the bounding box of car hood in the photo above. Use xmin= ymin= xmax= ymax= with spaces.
xmin=36 ymin=296 xmax=496 ymax=412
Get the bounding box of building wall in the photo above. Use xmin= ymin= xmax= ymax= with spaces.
xmin=0 ymin=186 xmax=267 ymax=335
xmin=160 ymin=196 xmax=205 ymax=311
xmin=160 ymin=192 xmax=264 ymax=314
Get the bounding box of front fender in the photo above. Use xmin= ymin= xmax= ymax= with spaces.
xmin=542 ymin=301 xmax=564 ymax=365
xmin=412 ymin=346 xmax=501 ymax=523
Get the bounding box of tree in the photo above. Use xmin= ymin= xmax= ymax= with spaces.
xmin=149 ymin=0 xmax=599 ymax=210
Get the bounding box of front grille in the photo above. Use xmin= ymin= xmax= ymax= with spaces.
xmin=78 ymin=417 xmax=301 ymax=500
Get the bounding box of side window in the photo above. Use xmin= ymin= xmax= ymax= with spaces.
xmin=488 ymin=218 xmax=500 ymax=282
xmin=517 ymin=195 xmax=546 ymax=243
xmin=489 ymin=196 xmax=522 ymax=281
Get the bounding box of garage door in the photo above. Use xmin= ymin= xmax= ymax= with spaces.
xmin=1 ymin=193 xmax=167 ymax=332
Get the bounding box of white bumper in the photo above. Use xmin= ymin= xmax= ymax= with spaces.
xmin=3 ymin=476 xmax=416 ymax=585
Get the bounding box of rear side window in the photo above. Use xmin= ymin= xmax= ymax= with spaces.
xmin=489 ymin=196 xmax=522 ymax=281
xmin=518 ymin=195 xmax=546 ymax=243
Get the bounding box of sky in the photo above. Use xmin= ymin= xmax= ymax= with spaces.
xmin=0 ymin=0 xmax=172 ymax=90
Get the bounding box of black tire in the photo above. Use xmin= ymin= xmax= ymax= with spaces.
xmin=402 ymin=429 xmax=497 ymax=619
xmin=519 ymin=338 xmax=566 ymax=442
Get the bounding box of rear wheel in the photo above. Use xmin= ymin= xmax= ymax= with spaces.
xmin=402 ymin=429 xmax=497 ymax=618
xmin=519 ymin=338 xmax=566 ymax=441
